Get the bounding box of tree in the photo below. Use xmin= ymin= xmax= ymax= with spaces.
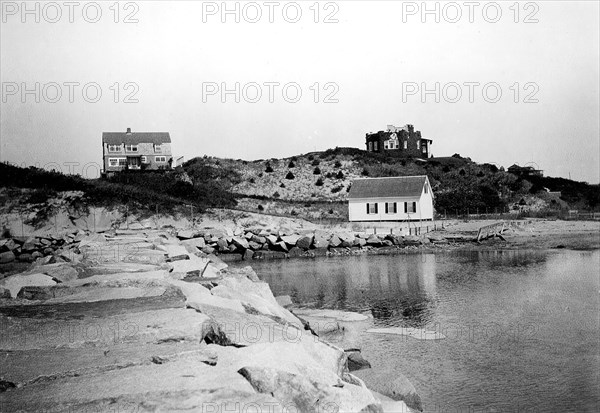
xmin=313 ymin=167 xmax=321 ymax=175
xmin=336 ymin=171 xmax=344 ymax=179
xmin=285 ymin=171 xmax=295 ymax=180
xmin=315 ymin=177 xmax=324 ymax=186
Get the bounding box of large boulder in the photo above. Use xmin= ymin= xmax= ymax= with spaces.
xmin=0 ymin=272 xmax=57 ymax=298
xmin=281 ymin=234 xmax=301 ymax=247
xmin=0 ymin=250 xmax=16 ymax=264
xmin=366 ymin=235 xmax=382 ymax=247
xmin=328 ymin=235 xmax=342 ymax=248
xmin=232 ymin=237 xmax=249 ymax=250
xmin=355 ymin=370 xmax=423 ymax=412
xmin=296 ymin=235 xmax=314 ymax=250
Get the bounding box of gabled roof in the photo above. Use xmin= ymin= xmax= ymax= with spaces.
xmin=102 ymin=132 xmax=171 ymax=145
xmin=348 ymin=176 xmax=429 ymax=199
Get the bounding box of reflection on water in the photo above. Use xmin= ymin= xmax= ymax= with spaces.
xmin=243 ymin=250 xmax=599 ymax=413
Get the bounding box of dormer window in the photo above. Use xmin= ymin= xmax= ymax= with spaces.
xmin=154 ymin=144 xmax=162 ymax=153
xmin=108 ymin=145 xmax=121 ymax=152
xmin=125 ymin=145 xmax=138 ymax=152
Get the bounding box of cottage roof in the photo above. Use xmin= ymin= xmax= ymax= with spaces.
xmin=348 ymin=176 xmax=429 ymax=199
xmin=102 ymin=132 xmax=171 ymax=145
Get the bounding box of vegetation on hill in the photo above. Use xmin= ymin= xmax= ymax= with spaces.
xmin=2 ymin=147 xmax=597 ymax=227
xmin=182 ymin=148 xmax=599 ymax=219
xmin=0 ymin=162 xmax=237 ymax=219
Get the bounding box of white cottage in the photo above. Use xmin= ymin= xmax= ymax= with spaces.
xmin=348 ymin=176 xmax=434 ymax=222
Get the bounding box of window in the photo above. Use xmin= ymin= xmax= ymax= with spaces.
xmin=154 ymin=144 xmax=162 ymax=153
xmin=403 ymin=141 xmax=407 ymax=149
xmin=416 ymin=141 xmax=420 ymax=149
xmin=108 ymin=158 xmax=126 ymax=167
xmin=125 ymin=145 xmax=138 ymax=152
xmin=404 ymin=202 xmax=417 ymax=213
xmin=141 ymin=156 xmax=149 ymax=163
xmin=366 ymin=203 xmax=378 ymax=214
xmin=108 ymin=145 xmax=121 ymax=152
xmin=424 ymin=183 xmax=428 ymax=194
xmin=155 ymin=156 xmax=167 ymax=163
xmin=374 ymin=141 xmax=378 ymax=151
xmin=368 ymin=142 xmax=373 ymax=151
xmin=385 ymin=202 xmax=397 ymax=214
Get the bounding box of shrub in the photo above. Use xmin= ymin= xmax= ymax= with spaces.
xmin=273 ymin=191 xmax=280 ymax=198
xmin=265 ymin=164 xmax=274 ymax=173
xmin=257 ymin=204 xmax=264 ymax=211
xmin=334 ymin=160 xmax=342 ymax=168
xmin=313 ymin=167 xmax=321 ymax=175
xmin=288 ymin=161 xmax=295 ymax=168
xmin=331 ymin=185 xmax=344 ymax=193
xmin=361 ymin=168 xmax=369 ymax=176
xmin=315 ymin=178 xmax=324 ymax=186
xmin=285 ymin=171 xmax=295 ymax=180
xmin=280 ymin=182 xmax=286 ymax=188
xmin=307 ymin=155 xmax=314 ymax=161
xmin=312 ymin=159 xmax=320 ymax=166
xmin=336 ymin=171 xmax=344 ymax=179
xmin=249 ymin=177 xmax=255 ymax=183
xmin=290 ymin=209 xmax=298 ymax=216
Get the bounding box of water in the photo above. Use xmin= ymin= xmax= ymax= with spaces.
xmin=242 ymin=250 xmax=600 ymax=412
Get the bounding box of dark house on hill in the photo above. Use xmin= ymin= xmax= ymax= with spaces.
xmin=365 ymin=124 xmax=432 ymax=158
xmin=102 ymin=128 xmax=173 ymax=173
xmin=507 ymin=164 xmax=543 ymax=178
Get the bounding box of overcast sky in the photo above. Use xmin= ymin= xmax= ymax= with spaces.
xmin=1 ymin=1 xmax=599 ymax=183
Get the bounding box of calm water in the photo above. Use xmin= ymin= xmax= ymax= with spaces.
xmin=242 ymin=250 xmax=600 ymax=413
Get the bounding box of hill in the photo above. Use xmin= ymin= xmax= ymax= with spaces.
xmin=1 ymin=148 xmax=598 ymax=228
xmin=182 ymin=148 xmax=599 ymax=221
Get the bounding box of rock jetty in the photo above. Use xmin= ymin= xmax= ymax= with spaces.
xmin=0 ymin=225 xmax=416 ymax=412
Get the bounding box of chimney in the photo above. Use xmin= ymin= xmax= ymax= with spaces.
xmin=126 ymin=127 xmax=132 ymax=134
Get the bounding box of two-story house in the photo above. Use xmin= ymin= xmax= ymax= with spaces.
xmin=102 ymin=128 xmax=173 ymax=172
xmin=365 ymin=124 xmax=432 ymax=158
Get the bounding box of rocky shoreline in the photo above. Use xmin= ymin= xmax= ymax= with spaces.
xmin=0 ymin=225 xmax=419 ymax=412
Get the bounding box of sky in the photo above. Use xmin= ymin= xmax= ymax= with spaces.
xmin=1 ymin=1 xmax=599 ymax=183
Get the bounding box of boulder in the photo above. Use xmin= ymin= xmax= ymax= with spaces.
xmin=329 ymin=235 xmax=342 ymax=248
xmin=170 ymin=257 xmax=209 ymax=276
xmin=216 ymin=238 xmax=229 ymax=251
xmin=296 ymin=235 xmax=313 ymax=250
xmin=287 ymin=247 xmax=303 ymax=258
xmin=0 ymin=251 xmax=16 ymax=264
xmin=232 ymin=237 xmax=249 ymax=250
xmin=181 ymin=237 xmax=206 ymax=250
xmin=346 ymin=350 xmax=372 ymax=372
xmin=0 ymin=272 xmax=57 ymax=298
xmin=355 ymin=370 xmax=423 ymax=412
xmin=313 ymin=236 xmax=329 ymax=249
xmin=275 ymin=295 xmax=293 ymax=307
xmin=251 ymin=235 xmax=267 ymax=244
xmin=201 ymin=246 xmax=216 ymax=255
xmin=17 ymin=253 xmax=34 ymax=263
xmin=243 ymin=249 xmax=255 ymax=261
xmin=366 ymin=235 xmax=382 ymax=247
xmin=248 ymin=241 xmax=262 ymax=251
xmin=176 ymin=229 xmax=196 ymax=240
xmin=281 ymin=234 xmax=301 ymax=246
xmin=266 ymin=234 xmax=278 ymax=245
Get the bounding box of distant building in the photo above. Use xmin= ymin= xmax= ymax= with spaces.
xmin=507 ymin=164 xmax=543 ymax=178
xmin=348 ymin=175 xmax=434 ymax=222
xmin=102 ymin=128 xmax=173 ymax=172
xmin=365 ymin=124 xmax=432 ymax=158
